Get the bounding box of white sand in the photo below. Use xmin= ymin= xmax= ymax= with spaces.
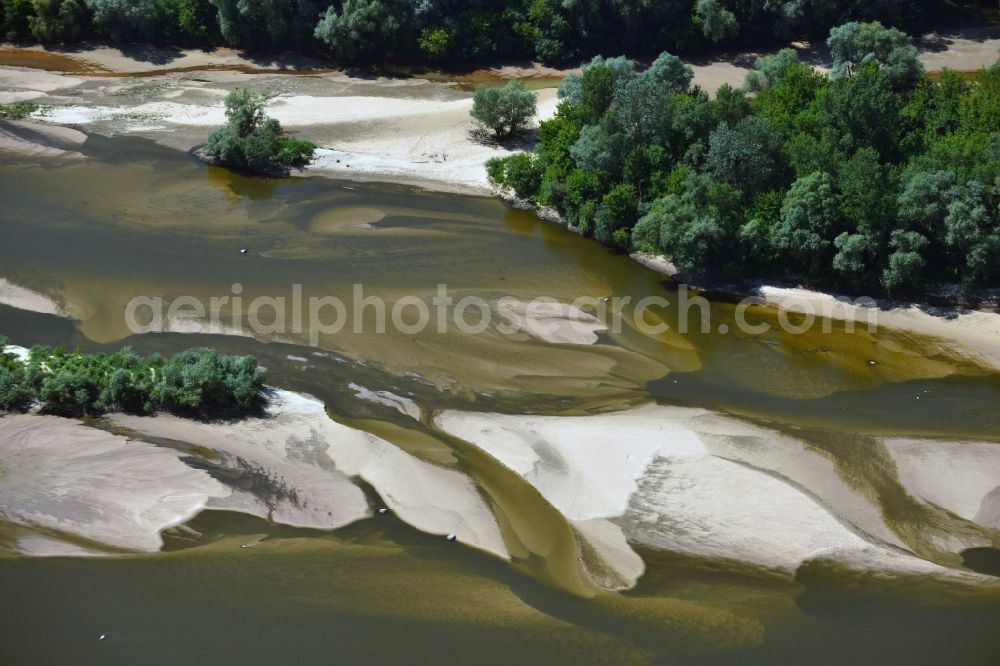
xmin=114 ymin=390 xmax=508 ymax=558
xmin=497 ymin=298 xmax=607 ymax=345
xmin=435 ymin=405 xmax=981 ymax=586
xmin=348 ymin=383 xmax=421 ymax=420
xmin=0 ymin=119 xmax=86 ymax=159
xmin=0 ymin=277 xmax=73 ymax=317
xmin=0 ymin=66 xmax=82 ymax=91
xmin=2 ymin=344 xmax=29 ymax=362
xmin=0 ymin=414 xmax=229 ymax=553
xmin=759 ymin=286 xmax=1000 ymax=371
xmin=29 ymin=89 xmax=559 ymax=193
xmin=884 ymin=438 xmax=1000 ymax=530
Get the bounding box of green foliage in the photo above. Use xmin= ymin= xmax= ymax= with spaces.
xmin=471 ymin=80 xmax=538 ymax=139
xmin=827 ymin=20 xmax=923 ymax=89
xmin=27 ymin=0 xmax=85 ymax=42
xmin=212 ymin=0 xmax=322 ymax=48
xmin=314 ymin=0 xmax=404 ymax=59
xmin=0 ymin=339 xmax=265 ymax=416
xmin=818 ymin=62 xmax=901 ymax=162
xmin=203 ymin=88 xmax=314 ymax=171
xmin=695 ymin=0 xmax=737 ymax=43
xmin=744 ymin=48 xmax=801 ymax=93
xmin=274 ymin=136 xmax=316 ymax=166
xmin=418 ymin=26 xmax=451 ymax=59
xmin=773 ymin=171 xmax=843 ymax=275
xmin=485 ymin=153 xmax=542 ymax=199
xmin=594 ymin=183 xmax=637 ymax=245
xmin=507 ymin=26 xmax=1000 ymax=291
xmin=84 ymin=0 xmax=161 ymax=41
xmin=0 ymin=101 xmax=39 ymax=118
xmin=882 ymin=229 xmax=929 ymax=292
xmin=705 ymin=116 xmax=786 ymax=196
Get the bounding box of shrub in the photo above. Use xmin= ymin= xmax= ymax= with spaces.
xmin=471 ymin=80 xmax=538 ymax=139
xmin=0 ymin=101 xmax=39 ymax=119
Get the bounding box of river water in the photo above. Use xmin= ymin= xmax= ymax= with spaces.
xmin=1 ymin=134 xmax=999 ymax=664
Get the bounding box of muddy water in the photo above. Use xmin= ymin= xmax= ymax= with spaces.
xmin=2 ymin=135 xmax=1000 ymax=663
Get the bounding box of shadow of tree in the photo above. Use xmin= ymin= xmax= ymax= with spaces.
xmin=467 ymin=125 xmax=539 ymax=152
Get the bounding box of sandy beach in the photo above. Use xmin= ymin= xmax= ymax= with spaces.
xmin=759 ymin=286 xmax=1000 ymax=372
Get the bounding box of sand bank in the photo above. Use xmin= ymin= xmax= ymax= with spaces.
xmin=435 ymin=405 xmax=990 ymax=587
xmin=0 ymin=277 xmax=72 ymax=317
xmin=0 ymin=119 xmax=86 ymax=159
xmin=497 ymin=298 xmax=607 ymax=345
xmin=0 ymin=414 xmax=229 ymax=553
xmin=113 ymin=390 xmax=507 ymax=558
xmin=348 ymin=383 xmax=421 ymax=420
xmin=884 ymin=438 xmax=1000 ymax=530
xmin=759 ymin=286 xmax=1000 ymax=372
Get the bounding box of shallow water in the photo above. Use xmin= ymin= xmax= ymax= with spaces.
xmin=1 ymin=134 xmax=999 ymax=663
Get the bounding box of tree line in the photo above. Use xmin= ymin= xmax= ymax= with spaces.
xmin=0 ymin=336 xmax=266 ymax=416
xmin=486 ymin=22 xmax=1000 ymax=293
xmin=1 ymin=1 xmax=959 ymax=64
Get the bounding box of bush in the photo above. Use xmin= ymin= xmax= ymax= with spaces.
xmin=0 ymin=101 xmax=39 ymax=119
xmin=471 ymin=80 xmax=538 ymax=139
xmin=275 ymin=137 xmax=315 ymax=166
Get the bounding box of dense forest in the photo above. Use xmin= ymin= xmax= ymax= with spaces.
xmin=0 ymin=337 xmax=265 ymax=416
xmin=487 ymin=22 xmax=1000 ymax=292
xmin=0 ymin=1 xmax=969 ymax=64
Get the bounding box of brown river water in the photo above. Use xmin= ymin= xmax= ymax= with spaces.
xmin=1 ymin=134 xmax=1000 ymax=664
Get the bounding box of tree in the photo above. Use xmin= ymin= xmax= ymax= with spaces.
xmin=314 ymin=0 xmax=405 ymax=59
xmin=558 ymin=56 xmax=636 ymax=125
xmin=896 ymin=169 xmax=961 ymax=236
xmin=211 ymin=0 xmax=322 ymax=47
xmin=204 ymin=88 xmax=315 ymax=170
xmin=744 ymin=48 xmax=801 ymax=92
xmin=418 ymin=26 xmax=451 ymax=59
xmin=832 ymin=232 xmax=875 ymax=282
xmin=882 ymin=229 xmax=928 ymax=292
xmin=750 ymin=60 xmax=826 ymax=135
xmin=827 ymin=21 xmax=923 ymax=89
xmin=818 ymin=62 xmax=901 ymax=161
xmin=471 ymin=80 xmax=538 ymax=139
xmin=27 ymin=0 xmax=85 ymax=42
xmin=84 ymin=0 xmax=160 ymax=41
xmin=705 ymin=116 xmax=786 ymax=196
xmin=773 ymin=171 xmax=842 ymax=275
xmin=942 ymin=182 xmax=1000 ymax=285
xmin=960 ymin=65 xmax=1000 ymax=136
xmin=837 ymin=147 xmax=895 ymax=239
xmin=594 ymin=183 xmax=637 ymax=245
xmin=485 ymin=153 xmax=543 ymax=198
xmin=641 ymin=51 xmax=693 ymax=94
xmin=695 ymin=0 xmax=737 ymax=43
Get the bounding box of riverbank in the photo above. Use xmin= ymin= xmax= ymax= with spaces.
xmin=4 ymin=26 xmax=1000 ymax=193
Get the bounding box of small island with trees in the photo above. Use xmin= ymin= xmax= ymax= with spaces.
xmin=201 ymin=87 xmax=315 ymax=174
xmin=0 ymin=336 xmax=266 ymax=417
